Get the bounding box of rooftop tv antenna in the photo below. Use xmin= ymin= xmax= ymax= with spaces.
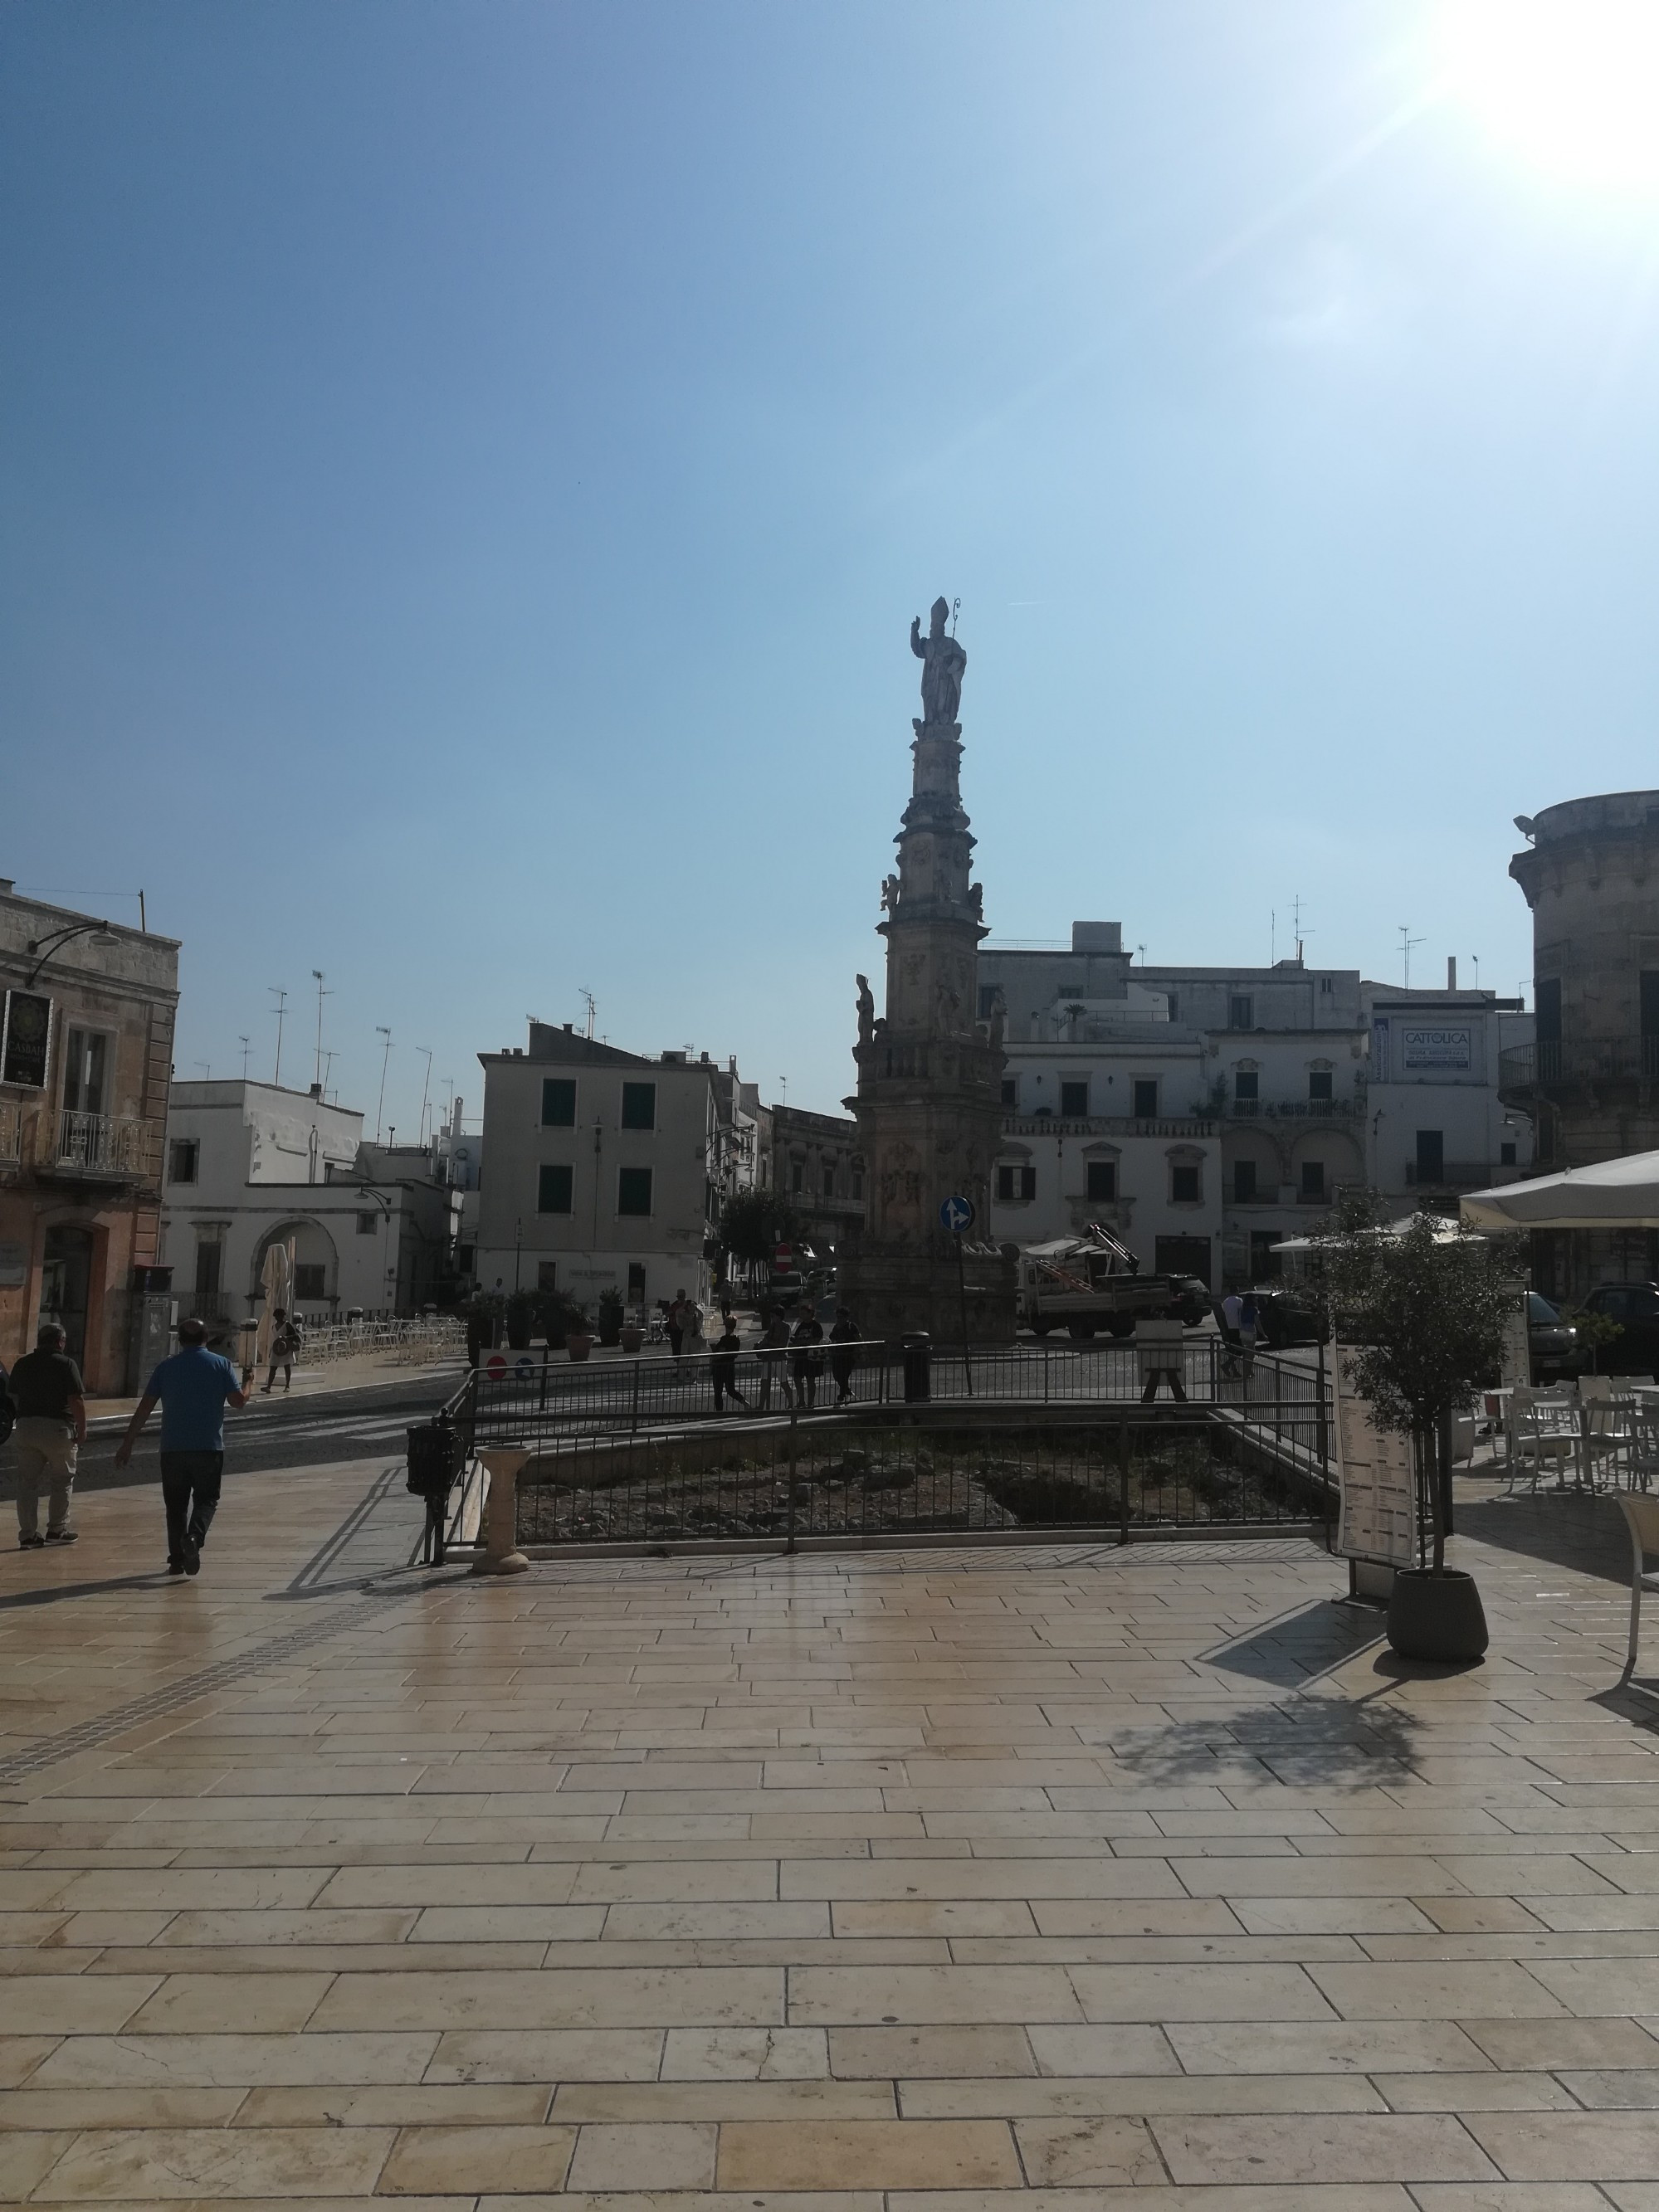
xmin=416 ymin=1045 xmax=433 ymax=1147
xmin=374 ymin=1026 xmax=393 ymax=1143
xmin=269 ymin=987 xmax=288 ymax=1085
xmin=239 ymin=1035 xmax=251 ymax=1079
xmin=1290 ymin=892 xmax=1313 ymax=960
xmin=578 ymin=987 xmax=596 ymax=1039
xmin=1398 ymin=924 xmax=1425 ymax=987
xmin=311 ymin=969 xmax=333 ymax=1087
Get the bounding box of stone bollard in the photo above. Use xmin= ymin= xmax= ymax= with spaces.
xmin=472 ymin=1449 xmax=531 ymax=1575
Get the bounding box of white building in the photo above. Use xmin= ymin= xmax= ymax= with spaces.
xmin=1364 ymin=977 xmax=1533 ymax=1215
xmin=978 ymin=923 xmax=1530 ymax=1289
xmin=473 ymin=1022 xmax=739 ymax=1312
xmin=160 ymin=1079 xmax=461 ymax=1336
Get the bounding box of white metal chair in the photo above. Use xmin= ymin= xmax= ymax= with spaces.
xmin=1619 ymin=1491 xmax=1659 ymax=1677
xmin=1580 ymin=1376 xmax=1632 ymax=1488
xmin=1627 ymin=1415 xmax=1659 ymax=1495
xmin=1507 ymin=1384 xmax=1579 ymax=1492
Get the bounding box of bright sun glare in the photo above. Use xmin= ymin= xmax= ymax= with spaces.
xmin=1442 ymin=0 xmax=1659 ymax=192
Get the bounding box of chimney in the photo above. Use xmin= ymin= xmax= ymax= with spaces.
xmin=1447 ymin=957 xmax=1457 ymax=990
xmin=0 ymin=879 xmax=13 ymax=894
xmin=309 ymin=1082 xmax=322 ymax=1099
xmin=563 ymin=1021 xmax=573 ymax=1032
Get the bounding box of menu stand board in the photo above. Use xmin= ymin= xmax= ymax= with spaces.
xmin=1333 ymin=1341 xmax=1417 ymax=1601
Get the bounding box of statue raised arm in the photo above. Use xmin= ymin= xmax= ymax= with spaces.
xmin=910 ymin=596 xmax=966 ymax=728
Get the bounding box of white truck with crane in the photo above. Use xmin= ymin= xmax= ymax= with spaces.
xmin=1015 ymin=1225 xmax=1208 ymax=1340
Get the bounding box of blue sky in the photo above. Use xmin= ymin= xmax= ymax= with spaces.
xmin=6 ymin=2 xmax=1659 ymax=1125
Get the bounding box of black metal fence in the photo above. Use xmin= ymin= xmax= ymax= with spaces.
xmin=511 ymin=1401 xmax=1333 ymax=1549
xmin=448 ymin=1332 xmax=1321 ymax=1447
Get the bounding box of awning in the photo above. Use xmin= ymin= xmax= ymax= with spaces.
xmin=1460 ymin=1152 xmax=1659 ymax=1231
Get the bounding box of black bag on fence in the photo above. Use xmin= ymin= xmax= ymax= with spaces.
xmin=407 ymin=1420 xmax=463 ymax=1498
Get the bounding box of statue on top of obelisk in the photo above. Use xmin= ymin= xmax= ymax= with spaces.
xmin=910 ymin=596 xmax=966 ymax=732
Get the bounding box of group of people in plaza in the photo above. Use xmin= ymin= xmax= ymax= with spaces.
xmin=656 ymin=1289 xmax=861 ymax=1414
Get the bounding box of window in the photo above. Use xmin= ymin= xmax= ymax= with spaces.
xmin=978 ymin=985 xmax=998 ymax=1019
xmin=627 ymin=1262 xmax=646 ymax=1302
xmin=1000 ymin=1078 xmax=1017 ymax=1108
xmin=538 ymin=1163 xmax=573 ymax=1213
xmin=620 ymin=1081 xmax=656 ymax=1130
xmin=617 ymin=1166 xmax=653 ymax=1216
xmin=1086 ymin=1159 xmax=1116 ymax=1202
xmin=62 ymin=1026 xmax=109 ymax=1117
xmin=822 ymin=1165 xmax=836 ymax=1196
xmin=537 ymin=1261 xmax=559 ymax=1292
xmin=1132 ymin=1078 xmax=1159 ymax=1118
xmin=1250 ymin=1229 xmax=1282 ymax=1280
xmin=193 ymin=1241 xmax=221 ymax=1295
xmin=168 ymin=1139 xmax=199 ymax=1184
xmin=1060 ymin=1079 xmax=1089 ymax=1118
xmin=1229 ymin=995 xmax=1253 ymax=1031
xmin=1308 ymin=1070 xmax=1333 ymax=1103
xmin=1500 ymin=1140 xmax=1517 ymax=1167
xmin=1170 ymin=1162 xmax=1201 ymax=1204
xmin=456 ymin=1242 xmax=476 ymax=1276
xmin=1233 ymin=1070 xmax=1258 ymax=1103
xmin=1300 ymin=1160 xmax=1326 ymax=1201
xmin=356 ymin=1211 xmax=378 ymax=1235
xmin=1233 ymin=1159 xmax=1257 ymax=1203
xmin=1320 ymin=977 xmax=1333 ymax=995
xmin=791 ymin=1161 xmax=804 ymax=1195
xmin=294 ymin=1263 xmax=326 ymax=1301
xmin=996 ymin=1162 xmax=1036 ymax=1202
xmin=1416 ymin=1129 xmax=1444 ymax=1182
xmin=851 ymin=1168 xmax=863 ymax=1199
xmin=1165 ymin=992 xmax=1179 ymax=1022
xmin=540 ymin=1078 xmax=576 ymax=1127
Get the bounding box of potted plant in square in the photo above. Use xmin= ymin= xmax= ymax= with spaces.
xmin=1310 ymin=1200 xmax=1520 ymax=1664
xmin=597 ymin=1287 xmax=625 ymax=1349
xmin=564 ymin=1303 xmax=593 ymax=1362
xmin=505 ymin=1289 xmax=537 ymax=1351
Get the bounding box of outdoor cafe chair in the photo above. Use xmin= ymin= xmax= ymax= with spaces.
xmin=1506 ymin=1384 xmax=1579 ymax=1493
xmin=1619 ymin=1491 xmax=1659 ymax=1678
xmin=1627 ymin=1414 xmax=1659 ymax=1495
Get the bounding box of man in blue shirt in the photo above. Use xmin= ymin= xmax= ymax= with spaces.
xmin=113 ymin=1318 xmax=253 ymax=1576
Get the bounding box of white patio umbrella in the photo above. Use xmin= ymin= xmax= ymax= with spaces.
xmin=1460 ymin=1152 xmax=1659 ymax=1231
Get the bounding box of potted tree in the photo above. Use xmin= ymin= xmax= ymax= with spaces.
xmin=504 ymin=1289 xmax=537 ymax=1352
xmin=597 ymin=1288 xmax=625 ymax=1349
xmin=1313 ymin=1202 xmax=1519 ymax=1664
xmin=564 ymin=1302 xmax=593 ymax=1362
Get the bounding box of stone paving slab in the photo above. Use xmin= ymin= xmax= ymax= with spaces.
xmin=2 ymin=1454 xmax=1659 ymax=2202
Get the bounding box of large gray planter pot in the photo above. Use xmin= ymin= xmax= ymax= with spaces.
xmin=1387 ymin=1567 xmax=1488 ymax=1664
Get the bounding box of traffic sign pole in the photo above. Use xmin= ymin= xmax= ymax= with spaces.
xmin=940 ymin=1195 xmax=977 ymax=1400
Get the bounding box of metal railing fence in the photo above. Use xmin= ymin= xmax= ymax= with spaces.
xmin=448 ymin=1332 xmax=1330 ymax=1449
xmin=512 ymin=1400 xmax=1334 ymax=1549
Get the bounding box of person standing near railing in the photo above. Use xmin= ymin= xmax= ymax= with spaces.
xmin=756 ymin=1310 xmax=790 ymax=1411
xmin=830 ymin=1307 xmax=860 ymax=1406
xmin=261 ymin=1307 xmax=302 ymax=1394
xmin=791 ymin=1307 xmax=825 ymax=1411
xmin=666 ymin=1293 xmax=686 ymax=1357
xmin=710 ymin=1323 xmax=749 ymax=1415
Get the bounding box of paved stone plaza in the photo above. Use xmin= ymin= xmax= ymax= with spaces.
xmin=2 ymin=1458 xmax=1659 ymax=2207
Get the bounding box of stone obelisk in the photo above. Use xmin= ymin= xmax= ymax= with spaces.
xmin=839 ymin=599 xmax=1016 ymax=1343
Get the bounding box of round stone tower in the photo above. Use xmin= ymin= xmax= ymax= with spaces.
xmin=1505 ymin=789 xmax=1659 ymax=1294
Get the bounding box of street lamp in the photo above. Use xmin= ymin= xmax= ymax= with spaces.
xmin=23 ymin=919 xmax=119 ymax=987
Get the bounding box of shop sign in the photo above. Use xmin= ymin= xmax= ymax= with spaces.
xmin=0 ymin=991 xmax=51 ymax=1089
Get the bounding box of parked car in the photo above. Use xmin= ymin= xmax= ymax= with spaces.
xmin=1164 ymin=1277 xmax=1213 ymax=1327
xmin=1569 ymin=1281 xmax=1659 ymax=1376
xmin=1527 ymin=1292 xmax=1579 ymax=1383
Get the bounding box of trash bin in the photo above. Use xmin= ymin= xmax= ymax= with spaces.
xmin=901 ymin=1333 xmax=931 ymax=1404
xmin=406 ymin=1420 xmax=465 ymax=1566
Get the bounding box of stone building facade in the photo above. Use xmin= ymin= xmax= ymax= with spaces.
xmin=1504 ymin=790 xmax=1659 ymax=1298
xmin=0 ymin=883 xmax=179 ymax=1392
xmin=840 ymin=603 xmax=1016 ymax=1341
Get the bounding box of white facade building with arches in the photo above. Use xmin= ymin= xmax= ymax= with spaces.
xmin=159 ymin=1079 xmax=460 ymax=1342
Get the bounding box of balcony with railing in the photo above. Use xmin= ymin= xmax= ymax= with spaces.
xmin=1500 ymin=1039 xmax=1659 ymax=1095
xmin=46 ymin=1110 xmax=159 ymax=1182
xmin=1404 ymin=1160 xmax=1496 ymax=1191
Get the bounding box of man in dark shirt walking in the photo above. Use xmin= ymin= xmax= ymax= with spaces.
xmin=9 ymin=1323 xmax=85 ymax=1549
xmin=112 ymin=1318 xmax=252 ymax=1576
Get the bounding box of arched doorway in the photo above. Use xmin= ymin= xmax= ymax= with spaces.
xmin=41 ymin=1225 xmax=95 ymax=1367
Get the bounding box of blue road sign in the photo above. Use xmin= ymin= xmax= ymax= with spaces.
xmin=939 ymin=1194 xmax=975 ymax=1235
